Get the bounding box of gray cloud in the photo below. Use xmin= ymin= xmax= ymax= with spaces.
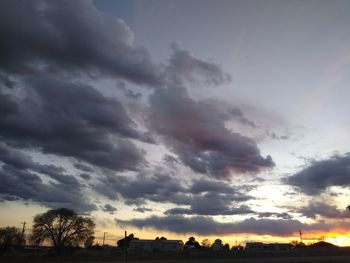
xmin=220 ymin=107 xmax=257 ymax=129
xmin=166 ymin=43 xmax=231 ymax=85
xmin=165 ymin=178 xmax=252 ymax=215
xmin=297 ymin=202 xmax=350 ymax=219
xmin=284 ymin=154 xmax=350 ymax=195
xmin=190 ymin=178 xmax=248 ymax=198
xmin=148 ymin=86 xmax=274 ymax=178
xmin=257 ymin=212 xmax=292 ymax=220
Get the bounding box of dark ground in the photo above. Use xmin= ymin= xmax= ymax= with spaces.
xmin=2 ymin=248 xmax=350 ymax=263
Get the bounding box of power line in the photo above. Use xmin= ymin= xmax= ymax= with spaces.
xmin=102 ymin=232 xmax=107 ymax=246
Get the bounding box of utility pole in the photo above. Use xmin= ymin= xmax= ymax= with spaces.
xmin=125 ymin=231 xmax=128 ymax=263
xmin=299 ymin=229 xmax=303 ymax=244
xmin=102 ymin=232 xmax=107 ymax=246
xmin=21 ymin=222 xmax=26 ymax=245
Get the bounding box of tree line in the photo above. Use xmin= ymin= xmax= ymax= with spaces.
xmin=2 ymin=206 xmax=320 ymax=255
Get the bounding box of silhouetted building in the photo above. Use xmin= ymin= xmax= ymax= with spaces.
xmin=117 ymin=234 xmax=138 ymax=248
xmin=128 ymin=239 xmax=183 ymax=252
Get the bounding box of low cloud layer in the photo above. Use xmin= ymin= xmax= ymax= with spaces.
xmin=118 ymin=215 xmax=343 ymax=236
xmin=96 ymin=172 xmax=252 ymax=215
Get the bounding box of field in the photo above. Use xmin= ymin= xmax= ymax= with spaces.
xmin=3 ymin=256 xmax=350 ymax=263
xmin=132 ymin=258 xmax=350 ymax=263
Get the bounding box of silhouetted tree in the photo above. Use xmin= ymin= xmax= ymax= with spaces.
xmin=231 ymin=244 xmax=244 ymax=251
xmin=185 ymin=236 xmax=200 ymax=249
xmin=211 ymin=239 xmax=223 ymax=251
xmin=201 ymin=238 xmax=211 ymax=248
xmin=84 ymin=234 xmax=95 ymax=248
xmin=31 ymin=208 xmax=95 ymax=252
xmin=0 ymin=227 xmax=24 ymax=255
xmin=223 ymin=243 xmax=230 ymax=251
xmin=290 ymin=240 xmax=305 ymax=248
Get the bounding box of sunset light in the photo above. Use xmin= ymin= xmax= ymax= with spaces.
xmin=1 ymin=1 xmax=350 ymax=262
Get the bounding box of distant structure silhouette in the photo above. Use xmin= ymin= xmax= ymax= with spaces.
xmin=117 ymin=233 xmax=139 ymax=248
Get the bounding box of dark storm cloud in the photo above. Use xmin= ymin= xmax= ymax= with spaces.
xmin=95 ymin=171 xmax=188 ymax=206
xmin=0 ymin=73 xmax=15 ymax=89
xmin=96 ymin=172 xmax=252 ymax=215
xmin=0 ymin=92 xmax=18 ymax=117
xmin=221 ymin=107 xmax=257 ymax=128
xmin=189 ymin=178 xmax=248 ymax=198
xmin=118 ymin=215 xmax=339 ymax=236
xmin=102 ymin=204 xmax=117 ymax=214
xmin=0 ymin=0 xmax=162 ymax=86
xmin=34 ymin=164 xmax=81 ymax=188
xmin=284 ymin=154 xmax=350 ymax=195
xmin=297 ymin=202 xmax=350 ymax=219
xmin=148 ymin=86 xmax=274 ymax=178
xmin=133 ymin=207 xmax=153 ymax=213
xmin=0 ymin=143 xmax=95 ymax=212
xmin=74 ymin=163 xmax=94 ymax=173
xmin=166 ymin=43 xmax=231 ymax=85
xmin=0 ymin=78 xmax=147 ymax=171
xmin=79 ymin=173 xmax=92 ymax=180
xmin=268 ymin=132 xmax=289 ymax=140
xmin=162 ymin=154 xmax=180 ymax=166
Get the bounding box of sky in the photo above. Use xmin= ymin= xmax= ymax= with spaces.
xmin=1 ymin=0 xmax=350 ymax=247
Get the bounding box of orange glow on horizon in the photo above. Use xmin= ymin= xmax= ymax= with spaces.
xmin=93 ymin=226 xmax=350 ymax=247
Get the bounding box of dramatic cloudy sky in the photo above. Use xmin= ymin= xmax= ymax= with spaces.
xmin=1 ymin=0 xmax=350 ymax=246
